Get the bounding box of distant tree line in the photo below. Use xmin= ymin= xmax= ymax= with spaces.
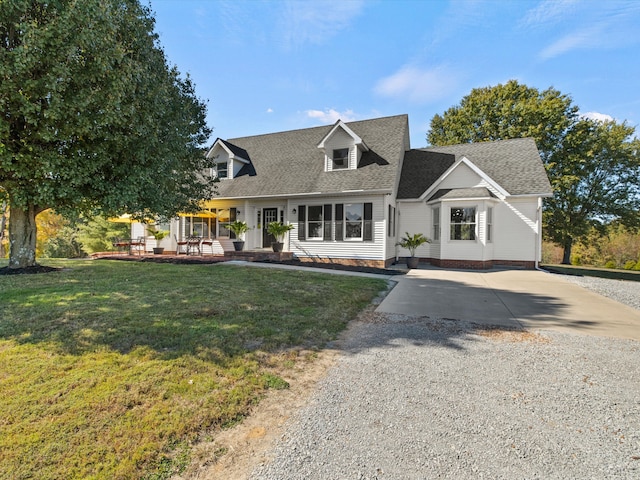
xmin=544 ymin=223 xmax=640 ymax=270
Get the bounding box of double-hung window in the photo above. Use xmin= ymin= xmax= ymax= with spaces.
xmin=332 ymin=148 xmax=349 ymax=170
xmin=432 ymin=207 xmax=440 ymax=242
xmin=450 ymin=207 xmax=476 ymax=240
xmin=216 ymin=162 xmax=228 ymax=179
xmin=344 ymin=203 xmax=363 ymax=240
xmin=486 ymin=207 xmax=493 ymax=243
xmin=307 ymin=205 xmax=324 ymax=240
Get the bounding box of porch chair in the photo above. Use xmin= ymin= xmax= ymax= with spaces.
xmin=175 ymin=234 xmax=188 ymax=254
xmin=199 ymin=237 xmax=214 ymax=256
xmin=129 ymin=236 xmax=146 ymax=256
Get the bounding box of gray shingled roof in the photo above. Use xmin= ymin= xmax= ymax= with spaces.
xmin=213 ymin=115 xmax=408 ymax=199
xmin=397 ymin=150 xmax=455 ymax=199
xmin=405 ymin=138 xmax=552 ymax=198
xmin=217 ymin=139 xmax=250 ymax=161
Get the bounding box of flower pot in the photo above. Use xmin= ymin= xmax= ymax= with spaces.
xmin=406 ymin=256 xmax=419 ymax=269
xmin=153 ymin=247 xmax=164 ymax=255
xmin=271 ymin=242 xmax=284 ymax=253
xmin=233 ymin=240 xmax=245 ymax=252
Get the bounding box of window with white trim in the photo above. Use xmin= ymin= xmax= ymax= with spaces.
xmin=432 ymin=207 xmax=440 ymax=241
xmin=345 ymin=203 xmax=363 ymax=240
xmin=307 ymin=205 xmax=324 ymax=240
xmin=297 ymin=203 xmax=372 ymax=242
xmin=388 ymin=205 xmax=396 ymax=237
xmin=185 ymin=216 xmax=213 ymax=238
xmin=332 ymin=148 xmax=349 ymax=170
xmin=215 ymin=162 xmax=228 ymax=179
xmin=450 ymin=207 xmax=476 ymax=240
xmin=486 ymin=207 xmax=493 ymax=242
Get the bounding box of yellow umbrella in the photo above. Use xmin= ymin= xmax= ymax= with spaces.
xmin=108 ymin=214 xmax=137 ymax=223
xmin=178 ymin=211 xmax=217 ymax=218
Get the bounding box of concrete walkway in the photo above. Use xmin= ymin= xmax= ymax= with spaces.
xmin=377 ymin=266 xmax=640 ymax=341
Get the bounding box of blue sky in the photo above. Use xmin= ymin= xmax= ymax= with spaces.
xmin=149 ymin=0 xmax=640 ymax=148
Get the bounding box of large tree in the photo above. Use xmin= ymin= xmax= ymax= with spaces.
xmin=0 ymin=0 xmax=215 ymax=269
xmin=427 ymin=80 xmax=640 ymax=264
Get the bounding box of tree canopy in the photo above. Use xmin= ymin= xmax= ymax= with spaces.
xmin=427 ymin=80 xmax=640 ymax=264
xmin=0 ymin=0 xmax=216 ymax=268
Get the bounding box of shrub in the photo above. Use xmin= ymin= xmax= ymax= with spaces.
xmin=604 ymin=260 xmax=617 ymax=269
xmin=623 ymin=260 xmax=637 ymax=270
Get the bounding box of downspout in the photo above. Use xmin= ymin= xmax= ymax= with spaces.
xmin=535 ymin=197 xmax=542 ymax=270
xmin=394 ymin=206 xmax=401 ymax=264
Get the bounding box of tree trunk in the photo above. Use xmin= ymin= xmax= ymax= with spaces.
xmin=8 ymin=205 xmax=41 ymax=269
xmin=0 ymin=200 xmax=7 ymax=258
xmin=561 ymin=237 xmax=573 ymax=265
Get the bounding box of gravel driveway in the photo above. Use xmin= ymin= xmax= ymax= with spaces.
xmin=251 ymin=276 xmax=640 ymax=479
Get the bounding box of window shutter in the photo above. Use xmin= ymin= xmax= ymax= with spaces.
xmin=335 ymin=204 xmax=344 ymax=241
xmin=298 ymin=206 xmax=306 ymax=241
xmin=230 ymin=208 xmax=237 ymax=239
xmin=364 ymin=203 xmax=373 ymax=241
xmin=323 ymin=204 xmax=332 ymax=241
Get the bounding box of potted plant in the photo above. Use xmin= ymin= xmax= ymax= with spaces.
xmin=147 ymin=226 xmax=169 ymax=254
xmin=228 ymin=220 xmax=251 ymax=251
xmin=266 ymin=221 xmax=294 ymax=253
xmin=397 ymin=232 xmax=430 ymax=269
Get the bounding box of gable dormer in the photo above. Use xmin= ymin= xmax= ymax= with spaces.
xmin=317 ymin=120 xmax=369 ymax=172
xmin=205 ymin=139 xmax=251 ymax=180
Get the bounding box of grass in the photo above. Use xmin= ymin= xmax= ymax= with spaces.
xmin=541 ymin=263 xmax=640 ymax=282
xmin=0 ymin=259 xmax=386 ymax=479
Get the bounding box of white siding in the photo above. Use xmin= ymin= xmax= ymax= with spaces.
xmin=384 ymin=196 xmax=398 ymax=260
xmin=492 ymin=197 xmax=539 ymax=262
xmin=396 ymin=196 xmax=541 ymax=264
xmin=396 ymin=202 xmax=436 ymax=259
xmin=290 ymin=195 xmax=387 ymax=261
xmin=438 ymin=162 xmax=483 ymax=189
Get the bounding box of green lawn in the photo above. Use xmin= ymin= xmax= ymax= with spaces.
xmin=0 ymin=260 xmax=386 ymax=479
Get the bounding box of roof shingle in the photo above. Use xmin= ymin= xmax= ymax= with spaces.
xmin=397 ymin=138 xmax=552 ymax=199
xmin=213 ymin=115 xmax=409 ymax=199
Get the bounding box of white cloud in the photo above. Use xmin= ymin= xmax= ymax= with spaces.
xmin=538 ymin=26 xmax=605 ymax=60
xmin=279 ymin=0 xmax=365 ymax=49
xmin=581 ymin=111 xmax=614 ymax=122
xmin=531 ymin=2 xmax=640 ymax=60
xmin=373 ymin=65 xmax=459 ymax=104
xmin=305 ymin=109 xmax=357 ymax=124
xmin=266 ymin=108 xmax=274 ymax=113
xmin=521 ymin=0 xmax=579 ymax=27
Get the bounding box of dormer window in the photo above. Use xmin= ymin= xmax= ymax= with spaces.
xmin=332 ymin=148 xmax=349 ymax=170
xmin=215 ymin=161 xmax=228 ymax=179
xmin=317 ymin=120 xmax=369 ymax=173
xmin=206 ymin=138 xmax=253 ymax=180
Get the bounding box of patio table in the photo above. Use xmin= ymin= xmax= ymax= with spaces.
xmin=185 ymin=236 xmax=202 ymax=255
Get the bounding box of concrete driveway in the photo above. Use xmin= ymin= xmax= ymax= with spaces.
xmin=376 ymin=267 xmax=640 ymax=341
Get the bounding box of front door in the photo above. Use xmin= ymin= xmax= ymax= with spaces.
xmin=262 ymin=208 xmax=278 ymax=247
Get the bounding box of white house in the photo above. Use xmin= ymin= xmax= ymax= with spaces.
xmin=135 ymin=114 xmax=552 ymax=269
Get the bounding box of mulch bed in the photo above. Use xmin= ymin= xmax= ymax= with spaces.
xmin=256 ymin=259 xmax=405 ymax=276
xmin=0 ymin=265 xmax=62 ymax=275
xmin=96 ymin=254 xmax=405 ymax=276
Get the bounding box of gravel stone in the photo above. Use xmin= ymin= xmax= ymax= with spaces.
xmin=251 ymin=275 xmax=640 ymax=479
